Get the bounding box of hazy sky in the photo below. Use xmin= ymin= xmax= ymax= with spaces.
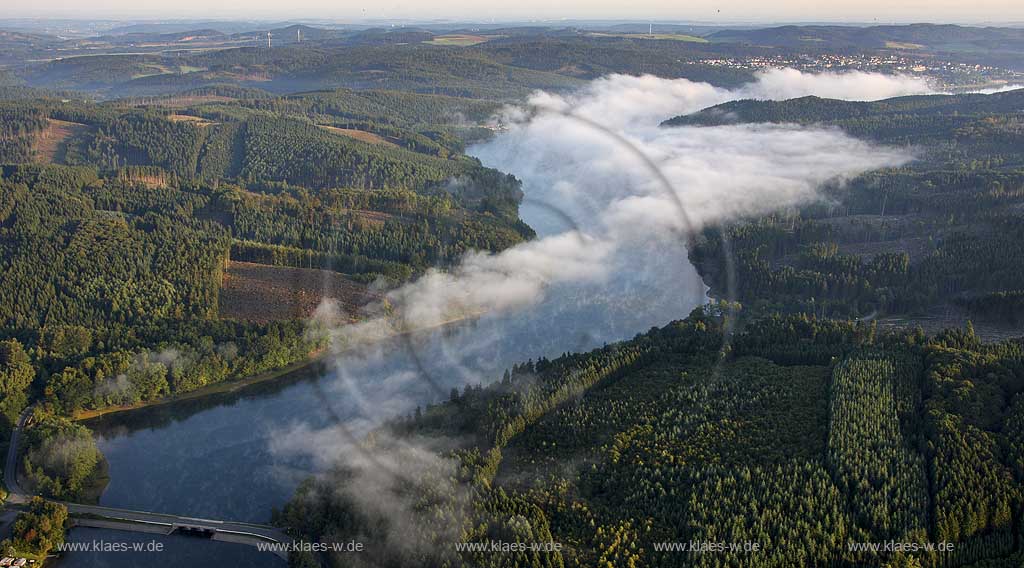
xmin=9 ymin=0 xmax=1024 ymax=23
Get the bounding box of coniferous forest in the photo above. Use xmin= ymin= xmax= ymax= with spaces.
xmin=277 ymin=311 xmax=1024 ymax=568
xmin=0 ymin=83 xmax=533 ymax=508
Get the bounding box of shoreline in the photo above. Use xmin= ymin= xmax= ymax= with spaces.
xmin=72 ymin=350 xmax=330 ymax=422
xmin=71 ymin=313 xmax=482 ymax=422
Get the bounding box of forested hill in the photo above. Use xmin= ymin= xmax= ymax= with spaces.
xmin=708 ymin=23 xmax=1024 ymax=53
xmin=14 ymin=45 xmax=585 ymax=100
xmin=663 ymin=88 xmax=1024 ymax=130
xmin=0 ymin=67 xmax=536 ymax=489
xmin=663 ymin=88 xmax=1024 ymax=168
xmin=474 ymin=37 xmax=756 ymax=87
xmin=4 ymin=37 xmax=767 ymax=99
xmin=669 ymin=87 xmax=1024 ymax=332
xmin=277 ymin=311 xmax=1024 ymax=567
xmin=7 ymin=22 xmax=1024 ymax=102
xmin=0 ymin=98 xmax=506 ymax=194
xmin=13 ymin=40 xmax=764 ymax=100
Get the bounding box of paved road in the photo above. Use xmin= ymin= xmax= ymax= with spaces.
xmin=3 ymin=407 xmax=31 ymax=504
xmin=4 ymin=407 xmax=290 ymax=559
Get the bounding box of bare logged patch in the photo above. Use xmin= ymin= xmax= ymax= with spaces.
xmin=318 ymin=125 xmax=399 ymax=147
xmin=878 ymin=303 xmax=1023 ymax=342
xmin=126 ymin=95 xmax=236 ymax=108
xmin=836 ymin=238 xmax=934 ymax=263
xmin=33 ymin=118 xmax=89 ymax=164
xmin=167 ymin=114 xmax=217 ymax=126
xmin=225 ymin=71 xmax=273 ymax=82
xmin=556 ymin=64 xmax=588 ymax=77
xmin=238 ymin=189 xmax=406 ymax=228
xmin=120 ymin=173 xmax=170 ymax=189
xmin=340 ymin=209 xmax=405 ymax=229
xmin=219 ymin=261 xmax=379 ymax=323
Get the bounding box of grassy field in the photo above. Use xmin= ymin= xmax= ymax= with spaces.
xmin=426 ymin=34 xmax=491 ymax=46
xmin=587 ymin=32 xmax=709 ymax=43
xmin=318 ymin=124 xmax=398 ymax=147
xmin=885 ymin=41 xmax=926 ymax=49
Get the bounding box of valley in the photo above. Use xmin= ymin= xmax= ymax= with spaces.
xmin=0 ymin=14 xmax=1021 ymax=568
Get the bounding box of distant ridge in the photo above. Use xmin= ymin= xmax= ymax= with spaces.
xmin=708 ymin=23 xmax=1024 ymax=50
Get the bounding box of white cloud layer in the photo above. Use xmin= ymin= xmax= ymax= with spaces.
xmin=300 ymin=68 xmax=922 ymax=433
xmin=270 ymin=68 xmax=926 ymax=547
xmin=309 ymin=70 xmax=914 ymax=344
xmin=284 ymin=68 xmax=922 ymax=473
xmin=740 ymin=68 xmax=934 ymax=101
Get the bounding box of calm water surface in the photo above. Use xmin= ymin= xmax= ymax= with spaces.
xmin=79 ymin=196 xmax=707 ymax=566
xmin=87 ymin=241 xmax=704 ymax=521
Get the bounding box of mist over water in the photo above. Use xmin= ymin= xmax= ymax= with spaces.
xmin=86 ymin=191 xmax=701 ymax=522
xmin=88 ymin=69 xmax=920 ymax=525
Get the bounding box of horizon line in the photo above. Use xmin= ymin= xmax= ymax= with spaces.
xmin=2 ymin=15 xmax=1023 ymax=27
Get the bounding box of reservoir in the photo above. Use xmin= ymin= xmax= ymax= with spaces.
xmin=62 ymin=140 xmax=709 ymax=566
xmin=84 ymin=237 xmax=705 ymax=520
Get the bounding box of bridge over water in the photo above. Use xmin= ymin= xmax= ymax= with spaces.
xmin=4 ymin=408 xmax=290 ymax=561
